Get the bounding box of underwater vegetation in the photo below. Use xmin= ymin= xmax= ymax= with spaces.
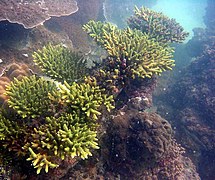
xmin=0 ymin=5 xmax=189 ymax=177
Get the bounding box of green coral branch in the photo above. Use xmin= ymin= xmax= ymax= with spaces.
xmin=49 ymin=77 xmax=114 ymax=120
xmin=0 ymin=5 xmax=189 ymax=176
xmin=0 ymin=112 xmax=30 ymax=157
xmin=27 ymin=147 xmax=58 ymax=174
xmin=0 ymin=113 xmax=17 ymax=140
xmin=83 ymin=21 xmax=117 ymax=46
xmin=26 ymin=113 xmax=99 ymax=173
xmin=5 ymin=75 xmax=56 ymax=119
xmin=83 ymin=20 xmax=175 ymax=80
xmin=127 ymin=6 xmax=189 ymax=43
xmin=33 ymin=44 xmax=88 ymax=83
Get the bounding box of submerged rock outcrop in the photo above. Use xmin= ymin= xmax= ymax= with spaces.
xmin=154 ymin=0 xmax=215 ymax=179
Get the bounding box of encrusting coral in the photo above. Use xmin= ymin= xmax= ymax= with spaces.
xmin=3 ymin=63 xmax=31 ymax=80
xmin=127 ymin=6 xmax=189 ymax=43
xmin=0 ymin=77 xmax=11 ymax=106
xmin=0 ymin=63 xmax=32 ymax=110
xmin=33 ymin=44 xmax=88 ymax=83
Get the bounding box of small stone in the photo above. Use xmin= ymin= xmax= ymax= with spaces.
xmin=22 ymin=53 xmax=29 ymax=57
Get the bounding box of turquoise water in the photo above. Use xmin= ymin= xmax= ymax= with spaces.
xmin=104 ymin=0 xmax=207 ymax=41
xmin=152 ymin=0 xmax=207 ymax=41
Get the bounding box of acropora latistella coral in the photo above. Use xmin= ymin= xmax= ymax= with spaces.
xmin=82 ymin=6 xmax=188 ymax=92
xmin=0 ymin=44 xmax=114 ymax=174
xmin=83 ymin=21 xmax=173 ymax=92
xmin=127 ymin=6 xmax=189 ymax=43
xmin=0 ymin=6 xmax=189 ymax=177
xmin=5 ymin=75 xmax=56 ymax=119
xmin=33 ymin=43 xmax=88 ymax=83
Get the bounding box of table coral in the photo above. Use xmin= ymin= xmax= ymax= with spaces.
xmin=0 ymin=0 xmax=78 ymax=29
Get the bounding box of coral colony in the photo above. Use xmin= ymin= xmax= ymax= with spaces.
xmin=0 ymin=6 xmax=190 ymax=178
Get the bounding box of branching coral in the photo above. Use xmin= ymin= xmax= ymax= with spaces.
xmin=0 ymin=113 xmax=19 ymax=141
xmin=84 ymin=21 xmax=174 ymax=64
xmin=83 ymin=20 xmax=175 ymax=91
xmin=33 ymin=44 xmax=88 ymax=83
xmin=22 ymin=111 xmax=100 ymax=174
xmin=0 ymin=5 xmax=190 ymax=178
xmin=5 ymin=75 xmax=57 ymax=118
xmin=1 ymin=74 xmax=114 ymax=174
xmin=127 ymin=6 xmax=189 ymax=43
xmin=25 ymin=113 xmax=99 ymax=174
xmin=0 ymin=112 xmax=29 ymax=157
xmin=49 ymin=77 xmax=114 ymax=120
xmin=27 ymin=147 xmax=58 ymax=174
